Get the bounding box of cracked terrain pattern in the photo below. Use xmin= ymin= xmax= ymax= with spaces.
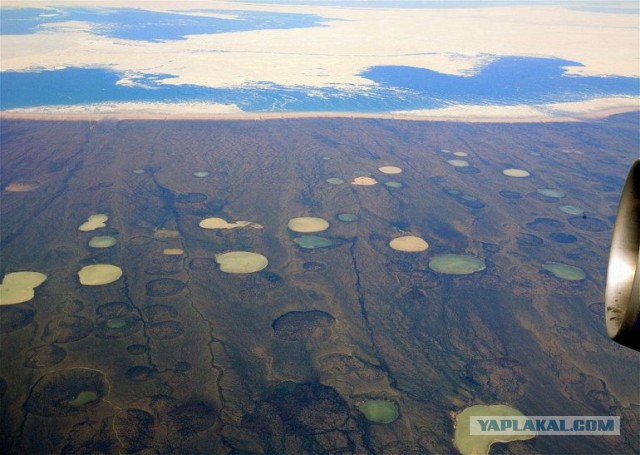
xmin=1 ymin=116 xmax=639 ymax=454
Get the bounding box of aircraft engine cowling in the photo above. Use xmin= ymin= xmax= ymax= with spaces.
xmin=605 ymin=159 xmax=640 ymax=351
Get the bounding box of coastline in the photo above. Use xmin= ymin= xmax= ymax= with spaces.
xmin=1 ymin=104 xmax=637 ymax=123
xmin=3 ymin=3 xmax=637 ymax=125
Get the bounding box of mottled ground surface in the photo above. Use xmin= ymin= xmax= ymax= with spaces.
xmin=1 ymin=115 xmax=638 ymax=454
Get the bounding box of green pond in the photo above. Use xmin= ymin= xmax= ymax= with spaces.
xmin=106 ymin=318 xmax=128 ymax=329
xmin=538 ymin=188 xmax=565 ymax=198
xmin=357 ymin=400 xmax=399 ymax=424
xmin=88 ymin=236 xmax=117 ymax=248
xmin=294 ymin=235 xmax=334 ymax=249
xmin=542 ymin=262 xmax=586 ymax=280
xmin=429 ymin=254 xmax=486 ymax=275
xmin=337 ymin=213 xmax=358 ymax=222
xmin=68 ymin=391 xmax=98 ymax=407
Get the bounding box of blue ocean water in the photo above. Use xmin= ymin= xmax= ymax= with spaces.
xmin=1 ymin=57 xmax=638 ymax=113
xmin=0 ymin=8 xmax=326 ymax=41
xmin=360 ymin=57 xmax=640 ymax=105
xmin=0 ymin=67 xmax=410 ymax=112
xmin=2 ymin=6 xmax=637 ymax=113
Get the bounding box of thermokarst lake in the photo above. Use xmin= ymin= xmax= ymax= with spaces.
xmin=1 ymin=115 xmax=638 ymax=454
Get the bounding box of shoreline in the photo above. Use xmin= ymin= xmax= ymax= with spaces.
xmin=2 ymin=105 xmax=638 ymax=124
